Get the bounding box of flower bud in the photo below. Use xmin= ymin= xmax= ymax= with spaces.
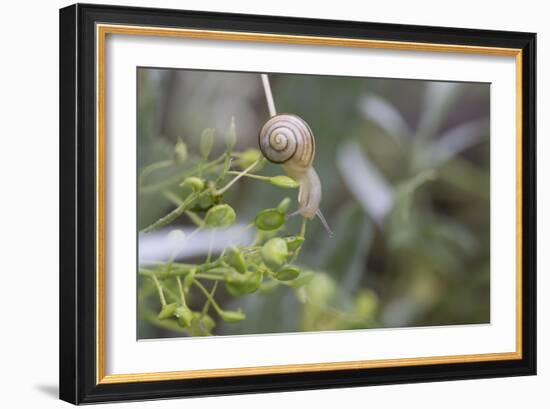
xmin=226 ymin=116 xmax=237 ymax=150
xmin=204 ymin=204 xmax=236 ymax=229
xmin=157 ymin=302 xmax=178 ymax=320
xmin=225 ymin=270 xmax=262 ymax=296
xmin=193 ymin=193 xmax=214 ymax=211
xmin=275 ymin=266 xmax=301 ymax=281
xmin=181 ymin=176 xmax=204 ymax=191
xmin=224 ymin=246 xmax=247 ymax=274
xmin=254 ymin=208 xmax=285 ymax=231
xmin=269 ymin=175 xmax=299 ymax=188
xmin=218 ymin=309 xmax=246 ymax=323
xmin=261 ymin=238 xmax=289 ymax=271
xmin=283 ymin=235 xmax=305 ymax=251
xmin=199 ymin=128 xmax=215 ymax=159
xmin=174 ymin=139 xmax=188 ymax=163
xmin=277 ymin=197 xmax=292 ymax=213
xmin=174 ymin=305 xmax=194 ymax=328
xmin=235 ymin=148 xmax=262 ymax=170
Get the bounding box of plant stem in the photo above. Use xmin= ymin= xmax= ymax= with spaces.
xmin=176 ymin=276 xmax=187 ymax=307
xmin=214 ymin=159 xmax=260 ymax=195
xmin=192 ymin=279 xmax=224 ymax=315
xmin=290 ymin=217 xmax=308 ymax=263
xmin=201 ymin=281 xmax=217 ymax=316
xmin=162 ymin=190 xmax=184 ymax=206
xmin=300 ymin=217 xmax=308 ymax=237
xmin=139 ymin=159 xmax=174 ymax=187
xmin=140 ymin=191 xmax=206 ymax=234
xmin=195 ymin=273 xmax=225 ymax=280
xmin=138 ymin=258 xmax=225 ymax=279
xmin=151 ymin=275 xmax=166 ymax=306
xmin=140 ymin=154 xmax=226 ymax=195
xmin=184 ymin=210 xmax=204 ymax=227
xmin=205 ymin=230 xmax=214 ymax=264
xmin=226 ymin=171 xmax=270 ymax=182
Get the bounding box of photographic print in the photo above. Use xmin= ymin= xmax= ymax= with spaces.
xmin=60 ymin=5 xmax=535 ymax=403
xmin=137 ymin=69 xmax=491 ymax=339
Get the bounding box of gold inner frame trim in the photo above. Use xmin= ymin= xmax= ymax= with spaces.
xmin=95 ymin=23 xmax=523 ymax=385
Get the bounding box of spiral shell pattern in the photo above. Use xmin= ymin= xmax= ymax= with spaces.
xmin=259 ymin=114 xmax=315 ymax=172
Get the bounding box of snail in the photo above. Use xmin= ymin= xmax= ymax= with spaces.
xmin=259 ymin=113 xmax=332 ymax=235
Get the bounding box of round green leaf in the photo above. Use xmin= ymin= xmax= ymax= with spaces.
xmin=275 ymin=266 xmax=301 ymax=281
xmin=254 ymin=208 xmax=285 ymax=231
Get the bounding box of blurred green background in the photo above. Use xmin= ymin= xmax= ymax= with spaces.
xmin=137 ymin=68 xmax=490 ymax=338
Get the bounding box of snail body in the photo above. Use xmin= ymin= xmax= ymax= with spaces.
xmin=259 ymin=114 xmax=331 ymax=234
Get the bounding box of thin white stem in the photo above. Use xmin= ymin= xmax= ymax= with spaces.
xmin=215 ymin=159 xmax=260 ymax=195
xmin=176 ymin=276 xmax=187 ymax=307
xmin=169 ymin=226 xmax=203 ymax=262
xmin=261 ymin=74 xmax=277 ymax=117
xmin=152 ymin=275 xmax=166 ymax=306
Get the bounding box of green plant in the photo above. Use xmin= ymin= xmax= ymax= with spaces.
xmin=138 ymin=118 xmax=324 ymax=336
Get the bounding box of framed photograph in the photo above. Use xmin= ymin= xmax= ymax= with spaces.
xmin=59 ymin=3 xmax=536 ymax=404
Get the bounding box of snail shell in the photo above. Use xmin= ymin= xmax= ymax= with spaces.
xmin=258 ymin=114 xmax=316 ymax=180
xmin=258 ymin=114 xmax=327 ymax=225
xmin=257 ymin=110 xmax=332 ymax=234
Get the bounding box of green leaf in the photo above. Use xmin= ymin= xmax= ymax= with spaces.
xmin=275 ymin=266 xmax=301 ymax=281
xmin=254 ymin=208 xmax=285 ymax=231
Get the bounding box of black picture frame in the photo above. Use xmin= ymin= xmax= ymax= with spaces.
xmin=59 ymin=3 xmax=536 ymax=404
